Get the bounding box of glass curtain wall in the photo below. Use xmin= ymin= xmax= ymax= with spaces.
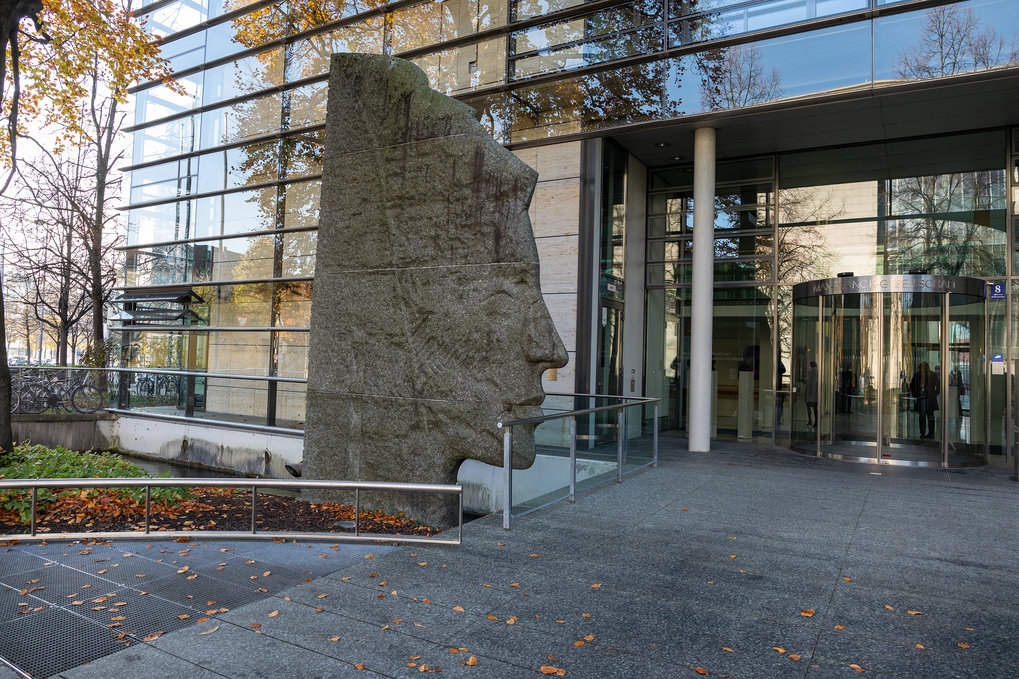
xmin=646 ymin=130 xmax=1010 ymax=454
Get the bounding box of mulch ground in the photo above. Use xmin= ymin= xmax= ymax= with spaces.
xmin=0 ymin=488 xmax=438 ymax=537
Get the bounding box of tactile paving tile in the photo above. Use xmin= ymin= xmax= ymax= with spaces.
xmin=0 ymin=606 xmax=126 ymax=678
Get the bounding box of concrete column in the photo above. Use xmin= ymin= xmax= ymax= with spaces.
xmin=688 ymin=127 xmax=716 ymax=452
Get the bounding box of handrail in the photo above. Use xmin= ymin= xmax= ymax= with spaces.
xmin=0 ymin=477 xmax=462 ymax=545
xmin=498 ymin=394 xmax=660 ymax=427
xmin=500 ymin=394 xmax=660 ymax=529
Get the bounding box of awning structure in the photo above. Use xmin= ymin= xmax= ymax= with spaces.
xmin=113 ymin=288 xmax=205 ymax=325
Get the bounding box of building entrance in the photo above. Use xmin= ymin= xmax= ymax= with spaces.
xmin=791 ymin=275 xmax=987 ymax=467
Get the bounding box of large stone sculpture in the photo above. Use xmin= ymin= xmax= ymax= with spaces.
xmin=303 ymin=54 xmax=568 ymax=527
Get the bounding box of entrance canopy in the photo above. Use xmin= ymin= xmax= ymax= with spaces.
xmin=790 ymin=274 xmax=987 ymax=468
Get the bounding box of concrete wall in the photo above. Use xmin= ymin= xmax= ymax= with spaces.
xmin=14 ymin=413 xmax=303 ymax=479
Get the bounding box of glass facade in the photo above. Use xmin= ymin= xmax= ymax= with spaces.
xmin=644 ymin=129 xmax=1013 ymax=459
xmin=120 ymin=0 xmax=1019 ymax=475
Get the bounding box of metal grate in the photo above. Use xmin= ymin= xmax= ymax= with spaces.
xmin=191 ymin=560 xmax=310 ymax=595
xmin=0 ymin=550 xmax=49 ymax=579
xmin=0 ymin=566 xmax=121 ymax=605
xmin=0 ymin=607 xmax=126 ymax=678
xmin=140 ymin=573 xmax=264 ymax=612
xmin=72 ymin=587 xmax=201 ymax=640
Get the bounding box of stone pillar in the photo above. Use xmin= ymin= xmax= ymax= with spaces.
xmin=688 ymin=127 xmax=716 ymax=452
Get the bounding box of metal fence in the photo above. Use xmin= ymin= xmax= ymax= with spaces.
xmin=0 ymin=477 xmax=462 ymax=545
xmin=498 ymin=394 xmax=660 ymax=529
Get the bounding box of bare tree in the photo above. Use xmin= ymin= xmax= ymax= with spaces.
xmin=699 ymin=43 xmax=783 ymax=111
xmin=2 ymin=146 xmax=120 ymax=365
xmin=898 ymin=5 xmax=1019 ymax=79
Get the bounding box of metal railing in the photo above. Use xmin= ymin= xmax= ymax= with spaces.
xmin=0 ymin=477 xmax=462 ymax=545
xmin=498 ymin=393 xmax=660 ymax=529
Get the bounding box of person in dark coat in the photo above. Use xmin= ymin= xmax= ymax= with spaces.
xmin=910 ymin=362 xmax=940 ymax=439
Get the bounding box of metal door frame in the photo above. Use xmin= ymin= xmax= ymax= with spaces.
xmin=792 ymin=274 xmax=987 ymax=468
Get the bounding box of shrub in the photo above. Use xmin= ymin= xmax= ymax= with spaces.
xmin=0 ymin=442 xmax=187 ymax=522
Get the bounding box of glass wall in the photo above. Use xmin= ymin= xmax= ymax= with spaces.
xmin=645 ymin=130 xmax=1009 ymax=452
xmin=123 ymin=0 xmax=1019 ymax=436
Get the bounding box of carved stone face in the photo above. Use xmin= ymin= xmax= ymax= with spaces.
xmin=303 ymin=54 xmax=567 ymax=524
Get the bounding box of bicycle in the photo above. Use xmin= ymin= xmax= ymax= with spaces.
xmin=18 ymin=371 xmax=104 ymax=414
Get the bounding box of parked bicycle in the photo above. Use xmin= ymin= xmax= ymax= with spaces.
xmin=16 ymin=370 xmax=104 ymax=414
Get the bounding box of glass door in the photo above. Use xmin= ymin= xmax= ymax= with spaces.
xmin=825 ymin=293 xmax=880 ymax=458
xmin=882 ymin=292 xmax=943 ymax=464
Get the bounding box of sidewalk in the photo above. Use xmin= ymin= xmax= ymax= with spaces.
xmin=2 ymin=442 xmax=1017 ymax=678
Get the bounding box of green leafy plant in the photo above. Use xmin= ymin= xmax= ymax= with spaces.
xmin=0 ymin=442 xmax=188 ymax=522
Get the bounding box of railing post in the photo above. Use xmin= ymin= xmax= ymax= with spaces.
xmin=502 ymin=425 xmax=513 ymax=530
xmin=617 ymin=408 xmax=624 ymax=482
xmin=250 ymin=486 xmax=257 ymax=534
xmin=653 ymin=403 xmax=659 ymax=468
xmin=30 ymin=488 xmax=37 ymax=537
xmin=144 ymin=486 xmax=151 ymax=534
xmin=354 ymin=488 xmax=360 ymax=538
xmin=569 ymin=416 xmax=577 ymax=502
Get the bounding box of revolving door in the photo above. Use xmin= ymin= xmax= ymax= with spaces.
xmin=791 ymin=275 xmax=987 ymax=467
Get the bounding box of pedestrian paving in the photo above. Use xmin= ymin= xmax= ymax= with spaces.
xmin=2 ymin=441 xmax=1016 ymax=678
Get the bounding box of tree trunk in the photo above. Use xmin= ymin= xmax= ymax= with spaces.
xmin=0 ymin=291 xmax=14 ymax=462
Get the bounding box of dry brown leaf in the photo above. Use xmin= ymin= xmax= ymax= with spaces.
xmin=843 ymin=577 xmax=853 ymax=582
xmin=262 ymin=571 xmax=270 ymax=577
xmin=198 ymin=625 xmax=219 ymax=635
xmin=915 ymin=644 xmax=925 ymax=649
xmin=354 ymin=663 xmax=366 ymax=670
xmin=177 ymin=614 xmax=190 ymax=620
xmin=574 ymin=641 xmax=584 ymax=647
xmin=957 ymin=642 xmax=970 ymax=649
xmin=529 ymin=554 xmax=539 ymax=557
xmin=590 ymin=583 xmax=601 ymax=588
xmin=418 ymin=562 xmax=427 ymax=566
xmin=507 ymin=616 xmax=518 ymax=625
xmin=510 ymin=583 xmax=520 ymax=587
xmin=486 ymin=615 xmax=499 ymax=620
xmin=539 ymin=667 xmax=564 ymax=676
xmin=196 ymin=617 xmax=209 ymax=624
xmin=250 ymin=623 xmax=261 ymax=628
xmin=728 ymin=555 xmax=736 ymax=559
xmin=800 ymin=609 xmax=815 ymax=617
xmin=583 ymin=635 xmax=594 ymax=641
xmin=694 ymin=668 xmax=709 ymax=676
xmin=907 ymin=610 xmax=923 ymax=616
xmin=186 ymin=574 xmax=198 ymax=580
xmin=681 ymin=507 xmax=688 ymax=511
xmin=555 ymin=620 xmax=566 ymax=624
xmin=143 ymin=631 xmax=164 ymax=641
xmin=834 ymin=625 xmax=845 ymax=630
xmin=884 ymin=605 xmax=894 ymax=611
xmin=465 ymin=656 xmax=478 ymax=666
xmin=773 ymin=647 xmax=786 ymax=654
xmin=789 ymin=654 xmax=802 ymax=660
xmin=722 ymin=647 xmax=734 ymax=652
xmin=452 ymin=606 xmax=465 ymax=612
xmin=581 ymin=613 xmax=591 ymax=618
xmin=110 ymin=615 xmax=126 ymax=621
xmin=177 ymin=566 xmax=189 ymax=574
